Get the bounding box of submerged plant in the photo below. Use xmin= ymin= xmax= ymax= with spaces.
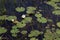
xmin=15 ymin=7 xmax=25 ymax=12
xmin=28 ymin=30 xmax=41 ymax=37
xmin=0 ymin=27 xmax=7 ymax=34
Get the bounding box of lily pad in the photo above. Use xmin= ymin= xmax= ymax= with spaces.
xmin=28 ymin=30 xmax=41 ymax=37
xmin=0 ymin=27 xmax=7 ymax=34
xmin=15 ymin=7 xmax=25 ymax=12
xmin=56 ymin=22 xmax=60 ymax=27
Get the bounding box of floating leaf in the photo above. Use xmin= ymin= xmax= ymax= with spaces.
xmin=16 ymin=22 xmax=26 ymax=28
xmin=30 ymin=37 xmax=38 ymax=40
xmin=56 ymin=22 xmax=60 ymax=27
xmin=27 ymin=6 xmax=36 ymax=11
xmin=26 ymin=6 xmax=36 ymax=14
xmin=24 ymin=17 xmax=32 ymax=23
xmin=15 ymin=7 xmax=25 ymax=12
xmin=35 ymin=13 xmax=42 ymax=18
xmin=0 ymin=15 xmax=6 ymax=20
xmin=28 ymin=30 xmax=41 ymax=37
xmin=12 ymin=33 xmax=17 ymax=37
xmin=0 ymin=36 xmax=2 ymax=40
xmin=12 ymin=25 xmax=18 ymax=29
xmin=6 ymin=16 xmax=17 ymax=21
xmin=53 ymin=10 xmax=60 ymax=15
xmin=56 ymin=29 xmax=60 ymax=34
xmin=47 ymin=19 xmax=53 ymax=22
xmin=10 ymin=29 xmax=19 ymax=33
xmin=44 ymin=29 xmax=53 ymax=40
xmin=21 ymin=30 xmax=27 ymax=35
xmin=21 ymin=17 xmax=32 ymax=23
xmin=46 ymin=1 xmax=60 ymax=9
xmin=0 ymin=27 xmax=7 ymax=34
xmin=51 ymin=0 xmax=60 ymax=2
xmin=37 ymin=17 xmax=47 ymax=23
xmin=26 ymin=10 xmax=35 ymax=14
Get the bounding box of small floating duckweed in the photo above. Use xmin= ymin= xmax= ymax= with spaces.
xmin=56 ymin=22 xmax=60 ymax=27
xmin=30 ymin=37 xmax=38 ymax=40
xmin=6 ymin=16 xmax=17 ymax=21
xmin=0 ymin=27 xmax=7 ymax=34
xmin=21 ymin=30 xmax=27 ymax=35
xmin=52 ymin=10 xmax=60 ymax=15
xmin=28 ymin=30 xmax=41 ymax=37
xmin=15 ymin=7 xmax=25 ymax=12
xmin=37 ymin=17 xmax=47 ymax=23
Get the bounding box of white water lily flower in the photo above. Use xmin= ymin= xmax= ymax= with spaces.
xmin=21 ymin=14 xmax=26 ymax=18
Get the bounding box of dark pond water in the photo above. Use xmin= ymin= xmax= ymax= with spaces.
xmin=0 ymin=0 xmax=60 ymax=40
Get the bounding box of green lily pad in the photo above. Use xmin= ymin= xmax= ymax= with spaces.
xmin=12 ymin=33 xmax=17 ymax=37
xmin=6 ymin=16 xmax=17 ymax=21
xmin=0 ymin=15 xmax=6 ymax=20
xmin=56 ymin=22 xmax=60 ymax=27
xmin=10 ymin=29 xmax=19 ymax=33
xmin=56 ymin=29 xmax=60 ymax=34
xmin=16 ymin=22 xmax=26 ymax=28
xmin=27 ymin=6 xmax=36 ymax=11
xmin=15 ymin=7 xmax=25 ymax=12
xmin=26 ymin=6 xmax=36 ymax=14
xmin=30 ymin=37 xmax=38 ymax=40
xmin=53 ymin=10 xmax=60 ymax=15
xmin=28 ymin=30 xmax=41 ymax=37
xmin=0 ymin=27 xmax=7 ymax=34
xmin=35 ymin=13 xmax=42 ymax=18
xmin=37 ymin=17 xmax=47 ymax=23
xmin=21 ymin=30 xmax=27 ymax=35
